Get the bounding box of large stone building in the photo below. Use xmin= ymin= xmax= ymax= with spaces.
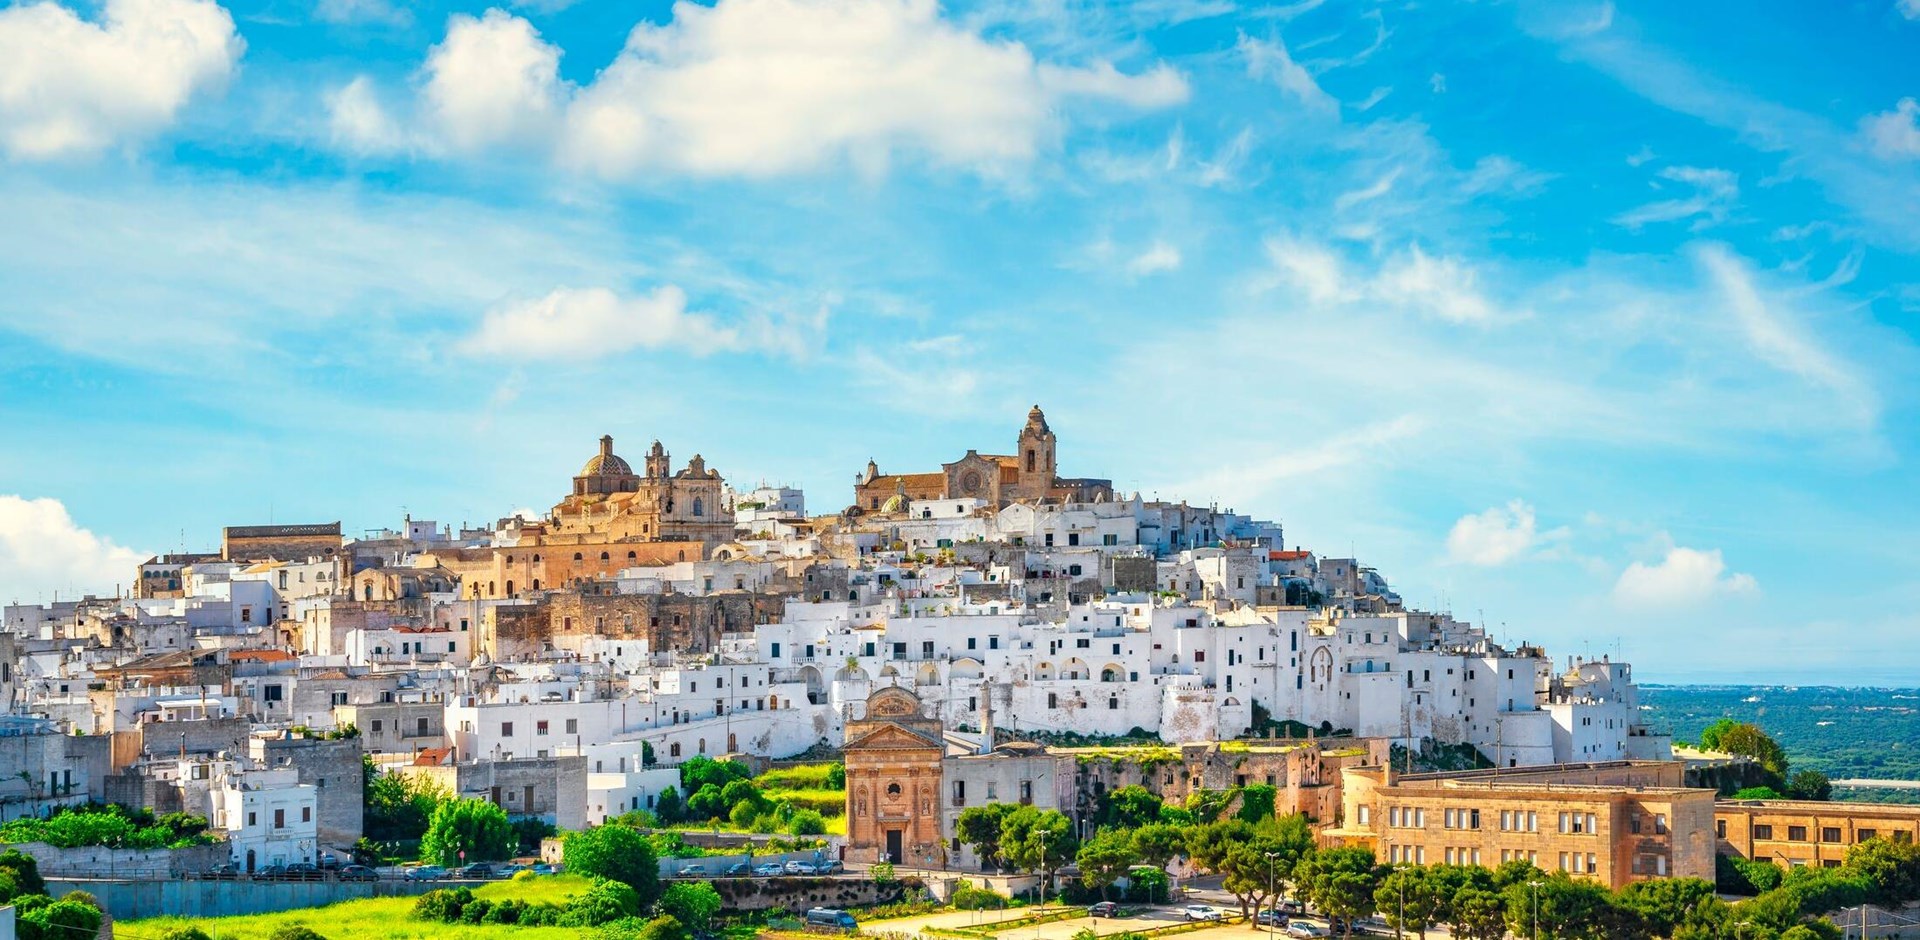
xmin=854 ymin=406 xmax=1113 ymax=511
xmin=842 ymin=687 xmax=947 ymax=866
xmin=1326 ymin=761 xmax=1718 ymax=889
xmin=1716 ymin=799 xmax=1920 ymax=869
xmin=222 ymin=523 xmax=343 ymax=563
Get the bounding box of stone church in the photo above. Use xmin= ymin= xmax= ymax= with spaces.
xmin=841 ymin=686 xmax=948 ymax=866
xmin=853 ymin=406 xmax=1113 ymax=511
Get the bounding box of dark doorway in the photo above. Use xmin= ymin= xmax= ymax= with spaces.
xmin=885 ymin=829 xmax=903 ymax=864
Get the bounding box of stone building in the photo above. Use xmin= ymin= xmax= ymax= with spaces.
xmin=249 ymin=734 xmax=364 ymax=848
xmin=1716 ymin=799 xmax=1920 ymax=869
xmin=221 ymin=523 xmax=343 ymax=563
xmin=842 ymin=687 xmax=947 ymax=865
xmin=854 ymin=406 xmax=1113 ymax=511
xmin=400 ymin=754 xmax=587 ymax=833
xmin=481 ymin=591 xmax=785 ymax=660
xmin=1326 ymin=760 xmax=1717 ymax=889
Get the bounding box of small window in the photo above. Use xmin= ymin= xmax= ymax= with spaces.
xmin=1789 ymin=826 xmax=1808 ymax=842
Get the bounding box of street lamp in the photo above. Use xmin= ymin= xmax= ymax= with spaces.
xmin=1528 ymin=880 xmax=1543 ymax=940
xmin=1391 ymin=863 xmax=1406 ymax=940
xmin=1036 ymin=829 xmax=1058 ymax=911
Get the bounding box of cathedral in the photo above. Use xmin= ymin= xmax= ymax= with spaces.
xmin=547 ymin=435 xmax=733 ymax=548
xmin=853 ymin=406 xmax=1114 ymax=511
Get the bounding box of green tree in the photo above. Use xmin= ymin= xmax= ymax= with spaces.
xmin=1375 ymin=867 xmax=1442 ymax=939
xmin=720 ymin=779 xmax=766 ymax=815
xmin=685 ymin=784 xmax=726 ymax=821
xmin=420 ymin=799 xmax=514 ymax=866
xmin=1845 ymin=836 xmax=1920 ymax=904
xmin=1075 ymin=829 xmax=1140 ymax=901
xmin=787 ymin=809 xmax=827 ymax=835
xmin=653 ymin=787 xmax=683 ymax=824
xmin=562 ymin=825 xmax=663 ymax=907
xmin=1501 ymin=875 xmax=1622 ymax=940
xmin=657 ymin=882 xmax=722 ymax=931
xmin=1699 ymin=718 xmax=1738 ymax=751
xmin=158 ymin=927 xmax=214 ymax=940
xmin=825 ymin=763 xmax=846 ymax=789
xmin=1100 ymin=785 xmax=1164 ymax=830
xmin=1000 ymin=806 xmax=1076 ymax=900
xmin=1715 ymin=722 xmax=1791 ymax=780
xmin=1235 ymin=784 xmax=1278 ymax=824
xmin=1129 ymin=823 xmax=1187 ymax=871
xmin=1293 ymin=847 xmax=1380 ymax=936
xmin=678 ymin=756 xmax=749 ymax=794
xmin=956 ymin=804 xmax=1014 ymax=870
xmin=0 ymin=849 xmax=45 ymax=897
xmin=1615 ymin=877 xmax=1715 ymax=936
xmin=1732 ymin=786 xmax=1786 ymax=800
xmin=1446 ymin=887 xmax=1508 ymax=940
xmin=1787 ymin=770 xmax=1833 ymax=802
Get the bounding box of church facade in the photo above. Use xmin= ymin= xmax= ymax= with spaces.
xmin=853 ymin=406 xmax=1113 ymax=511
xmin=841 ymin=687 xmax=947 ymax=866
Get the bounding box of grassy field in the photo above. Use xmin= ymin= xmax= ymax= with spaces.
xmin=754 ymin=763 xmax=839 ymax=791
xmin=124 ymin=875 xmax=594 ymax=940
xmin=765 ymin=788 xmax=844 ymax=817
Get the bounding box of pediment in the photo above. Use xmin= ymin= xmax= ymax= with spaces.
xmin=845 ymin=722 xmax=944 ymax=752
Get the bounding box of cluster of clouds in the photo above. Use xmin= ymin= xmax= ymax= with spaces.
xmin=1445 ymin=498 xmax=1756 ymax=610
xmin=0 ymin=496 xmax=145 ymax=605
xmin=462 ymin=285 xmax=830 ymax=361
xmin=330 ymin=0 xmax=1188 ymax=178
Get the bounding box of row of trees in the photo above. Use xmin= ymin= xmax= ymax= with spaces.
xmin=646 ymin=756 xmax=833 ymax=835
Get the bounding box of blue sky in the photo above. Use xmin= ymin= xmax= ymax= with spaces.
xmin=2 ymin=0 xmax=1917 ymax=684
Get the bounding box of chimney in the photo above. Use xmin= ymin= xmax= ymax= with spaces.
xmin=979 ymin=681 xmax=994 ymax=755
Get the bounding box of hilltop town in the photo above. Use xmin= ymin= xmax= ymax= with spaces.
xmin=3 ymin=408 xmax=1914 ymax=938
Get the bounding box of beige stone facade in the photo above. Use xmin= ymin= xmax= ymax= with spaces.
xmin=853 ymin=406 xmax=1113 ymax=511
xmin=221 ymin=523 xmax=343 ymax=563
xmin=842 ymin=687 xmax=947 ymax=865
xmin=1328 ymin=761 xmax=1717 ymax=890
xmin=1716 ymin=799 xmax=1920 ymax=869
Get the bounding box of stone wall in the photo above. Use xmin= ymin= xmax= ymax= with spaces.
xmin=486 ymin=592 xmax=785 ymax=660
xmin=711 ymin=875 xmax=923 ymax=912
xmin=46 ymin=875 xmax=461 ymax=920
xmin=13 ymin=841 xmax=229 ymax=878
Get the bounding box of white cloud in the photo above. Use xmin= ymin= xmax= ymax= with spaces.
xmin=315 ymin=0 xmax=409 ymax=26
xmin=1694 ymin=242 xmax=1878 ymax=425
xmin=422 ymin=9 xmax=564 ymax=153
xmin=1265 ymin=236 xmax=1506 ymax=324
xmin=1237 ymin=32 xmax=1337 ymax=113
xmin=0 ymin=496 xmax=144 ymax=603
xmin=461 ymin=285 xmax=829 ymax=362
xmin=545 ymin=0 xmax=1182 ymax=177
xmin=1861 ymin=98 xmax=1920 ymax=161
xmin=1446 ymin=499 xmax=1552 ymax=566
xmin=1901 ymin=0 xmax=1920 ymax=20
xmin=1126 ymin=241 xmax=1182 ymax=276
xmin=1375 ymin=245 xmax=1499 ymax=324
xmin=326 ymin=76 xmax=408 ymax=155
xmin=1612 ymin=165 xmax=1738 ymax=231
xmin=1614 ymin=544 xmax=1756 ymax=607
xmin=0 ymin=0 xmax=243 ymax=159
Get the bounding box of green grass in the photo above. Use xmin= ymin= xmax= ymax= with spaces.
xmin=769 ymin=789 xmax=846 ymax=817
xmin=123 ymin=875 xmax=595 ymax=940
xmin=755 ymin=763 xmax=841 ymax=791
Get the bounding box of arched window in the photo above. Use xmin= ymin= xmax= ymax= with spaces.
xmin=363 ymin=584 xmax=373 ymax=601
xmin=505 ymin=555 xmax=513 ymax=563
xmin=506 ymin=580 xmax=514 ymax=595
xmin=886 ymin=782 xmax=902 ymax=796
xmin=531 ymin=579 xmax=540 ymax=591
xmin=600 ymin=552 xmax=610 ymax=561
xmin=532 ymin=554 xmax=540 ymax=562
xmin=627 ymin=551 xmax=637 ymax=560
xmin=692 ymin=497 xmax=704 ymax=517
xmin=1026 ymin=449 xmax=1036 ymax=472
xmin=574 ymin=552 xmax=584 ymax=561
xmin=697 ymin=738 xmax=707 ymax=754
xmin=670 ymin=742 xmax=681 ymax=758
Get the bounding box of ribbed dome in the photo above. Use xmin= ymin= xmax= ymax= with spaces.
xmin=580 ymin=435 xmax=634 ymax=477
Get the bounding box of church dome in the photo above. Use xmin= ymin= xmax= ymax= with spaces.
xmin=580 ymin=435 xmax=634 ymax=477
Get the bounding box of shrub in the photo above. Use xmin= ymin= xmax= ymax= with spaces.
xmin=953 ymin=883 xmax=1010 ymax=910
xmin=597 ymin=914 xmax=687 ymax=940
xmin=561 ymin=877 xmax=642 ymax=927
xmin=788 ymin=809 xmax=827 ymax=835
xmin=159 ymin=927 xmax=214 ymax=940
xmin=413 ymin=887 xmax=475 ymax=922
xmin=267 ymin=924 xmax=328 ymax=940
xmin=20 ymin=899 xmax=103 ymax=940
xmin=483 ymin=899 xmax=524 ymax=925
xmin=564 ymin=826 xmax=662 ymax=906
xmin=872 ymin=861 xmax=896 ymax=883
xmin=419 ymin=799 xmax=515 ymax=866
xmin=659 ymin=881 xmax=723 ymax=930
xmin=0 ymin=849 xmax=45 ymax=897
xmin=1123 ymin=866 xmax=1169 ymax=904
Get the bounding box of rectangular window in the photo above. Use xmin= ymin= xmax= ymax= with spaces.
xmin=1789 ymin=826 xmax=1808 ymax=842
xmin=989 ymin=636 xmax=1000 ymax=649
xmin=502 ymin=722 xmax=513 ymax=736
xmin=1655 ymin=814 xmax=1668 ymax=835
xmin=1822 ymin=827 xmax=1843 ymax=843
xmin=536 ymin=721 xmax=550 ymax=735
xmin=967 ymin=637 xmax=977 ymax=650
xmin=923 ymin=641 xmax=935 ymax=657
xmin=1047 ymin=692 xmax=1058 ymax=708
xmin=274 ymin=809 xmax=285 ymax=829
xmin=1755 ymin=824 xmax=1774 ymax=840
xmin=1717 ymin=819 xmax=1728 ymax=838
xmin=417 ymin=717 xmax=429 ymax=735
xmin=1860 ymin=829 xmax=1878 ymax=842
xmin=302 ymin=807 xmax=312 ymax=823
xmin=771 ymin=642 xmax=781 ymax=659
xmin=371 ymin=719 xmax=383 ymax=733
xmin=952 ymin=781 xmax=965 ymax=805
xmin=566 ymin=718 xmax=578 ymax=735
xmin=248 ymin=812 xmax=256 ymax=827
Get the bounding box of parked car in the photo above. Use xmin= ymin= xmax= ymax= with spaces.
xmin=497 ymin=863 xmax=528 ymax=876
xmin=1254 ymin=909 xmax=1290 ymax=926
xmin=784 ymin=860 xmax=818 ymax=875
xmin=457 ymin=863 xmax=495 ymax=879
xmin=1088 ymin=902 xmax=1119 ymax=918
xmin=1275 ymin=900 xmax=1305 ymax=916
xmin=678 ymin=864 xmax=708 ymax=878
xmin=1284 ymin=924 xmax=1328 ymax=938
xmin=1182 ymin=905 xmax=1225 ymax=922
xmin=256 ymin=863 xmax=290 ymax=880
xmin=815 ymin=860 xmax=844 ymax=875
xmin=722 ymin=863 xmax=752 ymax=877
xmin=318 ymin=854 xmax=342 ymax=870
xmin=338 ymin=865 xmax=378 ymax=882
xmin=753 ymin=863 xmax=784 ymax=876
xmin=406 ymin=866 xmax=447 ymax=881
xmin=203 ymin=863 xmax=240 ymax=880
xmin=530 ymin=863 xmax=558 ymax=875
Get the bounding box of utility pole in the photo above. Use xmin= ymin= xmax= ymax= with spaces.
xmin=1529 ymin=880 xmax=1542 ymax=940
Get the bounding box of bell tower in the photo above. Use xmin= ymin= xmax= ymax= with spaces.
xmin=1017 ymin=404 xmax=1056 ymax=494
